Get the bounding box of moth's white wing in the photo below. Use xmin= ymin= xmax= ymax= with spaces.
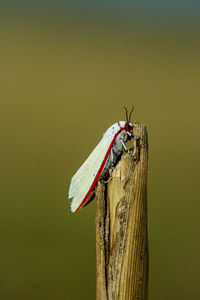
xmin=69 ymin=133 xmax=114 ymax=212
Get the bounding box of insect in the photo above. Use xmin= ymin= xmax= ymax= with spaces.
xmin=68 ymin=106 xmax=136 ymax=212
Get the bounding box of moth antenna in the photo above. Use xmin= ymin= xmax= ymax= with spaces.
xmin=128 ymin=105 xmax=134 ymax=122
xmin=123 ymin=106 xmax=129 ymax=121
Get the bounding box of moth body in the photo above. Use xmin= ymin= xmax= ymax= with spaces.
xmin=68 ymin=120 xmax=134 ymax=212
xmin=99 ymin=122 xmax=129 ymax=179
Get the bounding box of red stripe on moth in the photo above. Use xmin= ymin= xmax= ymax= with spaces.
xmin=118 ymin=121 xmax=128 ymax=130
xmin=75 ymin=128 xmax=123 ymax=211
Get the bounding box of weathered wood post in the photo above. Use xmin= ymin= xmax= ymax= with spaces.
xmin=96 ymin=122 xmax=148 ymax=300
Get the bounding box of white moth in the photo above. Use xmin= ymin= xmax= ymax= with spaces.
xmin=68 ymin=107 xmax=135 ymax=212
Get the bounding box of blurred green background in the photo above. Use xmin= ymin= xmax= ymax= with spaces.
xmin=0 ymin=1 xmax=200 ymax=299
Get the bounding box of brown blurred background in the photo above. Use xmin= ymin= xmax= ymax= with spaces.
xmin=0 ymin=1 xmax=200 ymax=299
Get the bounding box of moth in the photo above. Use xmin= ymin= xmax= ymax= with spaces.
xmin=68 ymin=106 xmax=136 ymax=212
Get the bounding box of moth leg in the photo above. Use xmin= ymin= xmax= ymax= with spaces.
xmin=131 ymin=138 xmax=137 ymax=160
xmin=105 ymin=151 xmax=114 ymax=183
xmin=120 ymin=138 xmax=138 ymax=160
xmin=104 ymin=176 xmax=112 ymax=184
xmin=111 ymin=148 xmax=115 ymax=170
xmin=131 ymin=136 xmax=143 ymax=160
xmin=120 ymin=138 xmax=131 ymax=155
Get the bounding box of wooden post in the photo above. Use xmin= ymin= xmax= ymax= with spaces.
xmin=96 ymin=122 xmax=148 ymax=300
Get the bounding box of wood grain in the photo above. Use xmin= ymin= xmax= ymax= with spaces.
xmin=96 ymin=122 xmax=148 ymax=300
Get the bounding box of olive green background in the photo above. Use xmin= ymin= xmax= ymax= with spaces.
xmin=0 ymin=3 xmax=200 ymax=300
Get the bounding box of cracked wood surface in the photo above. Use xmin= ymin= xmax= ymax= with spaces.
xmin=96 ymin=123 xmax=148 ymax=300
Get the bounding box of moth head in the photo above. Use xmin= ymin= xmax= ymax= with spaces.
xmin=126 ymin=122 xmax=133 ymax=131
xmin=125 ymin=122 xmax=133 ymax=138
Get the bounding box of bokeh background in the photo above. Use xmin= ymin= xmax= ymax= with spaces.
xmin=1 ymin=1 xmax=200 ymax=299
